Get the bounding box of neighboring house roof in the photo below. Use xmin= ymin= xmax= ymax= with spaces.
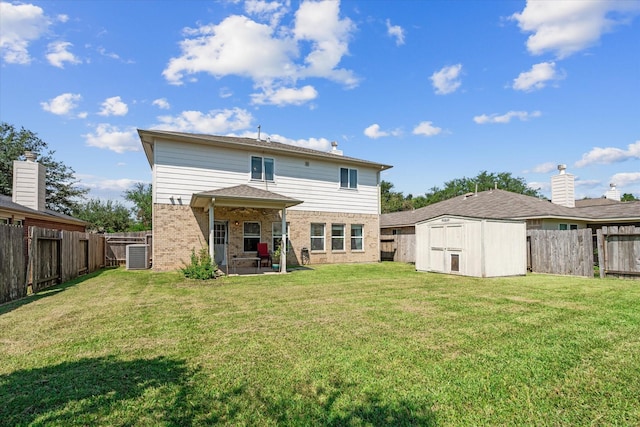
xmin=575 ymin=198 xmax=620 ymax=207
xmin=380 ymin=189 xmax=640 ymax=228
xmin=137 ymin=129 xmax=392 ymax=171
xmin=191 ymin=185 xmax=303 ymax=209
xmin=0 ymin=194 xmax=87 ymax=226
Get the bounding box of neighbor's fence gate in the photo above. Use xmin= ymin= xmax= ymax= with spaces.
xmin=527 ymin=229 xmax=594 ymax=278
xmin=0 ymin=225 xmax=26 ymax=304
xmin=0 ymin=225 xmax=106 ymax=304
xmin=597 ymin=226 xmax=640 ymax=279
xmin=28 ymin=227 xmax=106 ymax=292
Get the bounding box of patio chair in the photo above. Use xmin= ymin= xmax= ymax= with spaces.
xmin=257 ymin=242 xmax=271 ymax=267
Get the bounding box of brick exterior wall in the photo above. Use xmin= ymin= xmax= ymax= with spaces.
xmin=153 ymin=203 xmax=380 ymax=271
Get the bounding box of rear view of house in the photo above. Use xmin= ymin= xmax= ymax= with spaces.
xmin=138 ymin=130 xmax=392 ymax=271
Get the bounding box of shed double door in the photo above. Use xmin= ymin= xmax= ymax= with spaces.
xmin=429 ymin=224 xmax=463 ymax=273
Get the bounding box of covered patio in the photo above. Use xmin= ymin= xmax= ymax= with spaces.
xmin=190 ymin=185 xmax=303 ymax=275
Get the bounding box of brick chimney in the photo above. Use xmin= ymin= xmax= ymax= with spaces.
xmin=12 ymin=151 xmax=46 ymax=211
xmin=551 ymin=164 xmax=575 ymax=208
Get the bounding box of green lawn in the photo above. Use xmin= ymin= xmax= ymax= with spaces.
xmin=1 ymin=263 xmax=639 ymax=426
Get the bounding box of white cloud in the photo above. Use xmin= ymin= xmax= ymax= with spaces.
xmin=610 ymin=172 xmax=640 ymax=187
xmin=364 ymin=124 xmax=388 ymax=139
xmin=430 ymin=64 xmax=462 ymax=95
xmin=511 ymin=0 xmax=640 ymax=58
xmin=412 ymin=121 xmax=442 ymax=137
xmin=244 ymin=0 xmax=289 ymax=26
xmin=473 ymin=110 xmax=542 ymax=124
xmin=575 ymin=141 xmax=640 ymax=167
xmin=386 ymin=19 xmax=405 ymax=46
xmin=83 ymin=124 xmax=140 ymax=153
xmin=527 ymin=181 xmax=549 ymax=192
xmin=513 ymin=61 xmax=562 ymax=92
xmin=40 ymin=92 xmax=83 ymax=116
xmin=154 ymin=108 xmax=253 ymax=134
xmin=46 ymin=41 xmax=81 ymax=68
xmin=527 ymin=162 xmax=557 ymax=174
xmin=98 ymin=96 xmax=128 ymax=116
xmin=163 ymin=1 xmax=358 ymax=95
xmin=152 ymin=98 xmax=170 ymax=110
xmin=0 ymin=2 xmax=51 ymax=64
xmin=251 ymin=84 xmax=318 ymax=106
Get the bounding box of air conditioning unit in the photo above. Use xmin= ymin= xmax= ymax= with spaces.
xmin=126 ymin=244 xmax=149 ymax=270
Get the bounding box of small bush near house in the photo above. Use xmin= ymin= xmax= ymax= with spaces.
xmin=180 ymin=247 xmax=217 ymax=280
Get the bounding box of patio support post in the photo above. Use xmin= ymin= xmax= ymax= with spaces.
xmin=208 ymin=200 xmax=215 ymax=263
xmin=281 ymin=207 xmax=287 ymax=273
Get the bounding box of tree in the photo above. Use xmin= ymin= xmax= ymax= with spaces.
xmin=73 ymin=199 xmax=133 ymax=233
xmin=123 ymin=182 xmax=152 ymax=230
xmin=1 ymin=122 xmax=88 ymax=214
xmin=621 ymin=193 xmax=638 ymax=202
xmin=382 ymin=171 xmax=543 ymax=213
xmin=381 ymin=180 xmax=413 ymax=213
xmin=421 ymin=171 xmax=543 ymax=206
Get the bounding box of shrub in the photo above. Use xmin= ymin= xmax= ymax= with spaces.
xmin=181 ymin=247 xmax=217 ymax=280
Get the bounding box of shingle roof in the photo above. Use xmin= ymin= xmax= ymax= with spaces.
xmin=380 ymin=189 xmax=640 ymax=227
xmin=138 ymin=129 xmax=392 ymax=171
xmin=0 ymin=194 xmax=87 ymax=225
xmin=191 ymin=184 xmax=303 ymax=209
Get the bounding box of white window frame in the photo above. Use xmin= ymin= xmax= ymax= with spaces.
xmin=243 ymin=221 xmax=261 ymax=252
xmin=272 ymin=222 xmax=291 ymax=253
xmin=310 ymin=223 xmax=325 ymax=252
xmin=350 ymin=224 xmax=364 ymax=251
xmin=331 ymin=224 xmax=345 ymax=251
xmin=339 ymin=167 xmax=357 ymax=189
xmin=251 ymin=155 xmax=275 ymax=182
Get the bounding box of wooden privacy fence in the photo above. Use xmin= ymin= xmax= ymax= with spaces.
xmin=0 ymin=225 xmax=106 ymax=303
xmin=597 ymin=226 xmax=640 ymax=279
xmin=28 ymin=227 xmax=106 ymax=292
xmin=380 ymin=234 xmax=415 ymax=263
xmin=527 ymin=229 xmax=594 ymax=278
xmin=105 ymin=231 xmax=152 ymax=267
xmin=0 ymin=225 xmax=26 ymax=304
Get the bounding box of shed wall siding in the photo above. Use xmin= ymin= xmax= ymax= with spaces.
xmin=153 ymin=140 xmax=381 ymax=215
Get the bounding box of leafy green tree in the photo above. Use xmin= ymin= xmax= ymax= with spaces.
xmin=383 ymin=171 xmax=543 ymax=213
xmin=73 ymin=199 xmax=132 ymax=232
xmin=381 ymin=180 xmax=413 ymax=213
xmin=1 ymin=122 xmax=88 ymax=214
xmin=421 ymin=171 xmax=542 ymax=206
xmin=621 ymin=193 xmax=638 ymax=202
xmin=123 ymin=182 xmax=152 ymax=230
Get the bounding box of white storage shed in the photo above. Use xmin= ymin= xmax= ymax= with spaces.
xmin=415 ymin=215 xmax=527 ymax=278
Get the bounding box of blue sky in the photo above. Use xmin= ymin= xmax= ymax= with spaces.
xmin=1 ymin=0 xmax=639 ymax=202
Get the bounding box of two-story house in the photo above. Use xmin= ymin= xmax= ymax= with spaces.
xmin=138 ymin=130 xmax=392 ymax=272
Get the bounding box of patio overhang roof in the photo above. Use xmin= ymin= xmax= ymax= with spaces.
xmin=190 ymin=184 xmax=303 ymax=210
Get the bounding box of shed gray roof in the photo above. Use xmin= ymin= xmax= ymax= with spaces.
xmin=191 ymin=184 xmax=303 ymax=209
xmin=138 ymin=129 xmax=392 ymax=171
xmin=0 ymin=194 xmax=87 ymax=225
xmin=380 ymin=189 xmax=640 ymax=228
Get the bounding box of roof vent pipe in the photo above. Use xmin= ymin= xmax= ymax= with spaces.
xmin=257 ymin=125 xmax=261 ymax=141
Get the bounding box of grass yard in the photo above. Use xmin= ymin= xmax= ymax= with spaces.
xmin=1 ymin=263 xmax=639 ymax=426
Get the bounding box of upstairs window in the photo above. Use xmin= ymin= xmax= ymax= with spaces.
xmin=340 ymin=167 xmax=357 ymax=189
xmin=251 ymin=156 xmax=274 ymax=181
